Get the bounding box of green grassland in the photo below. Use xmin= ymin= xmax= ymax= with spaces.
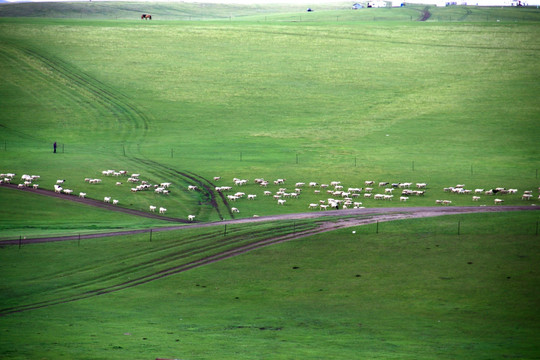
xmin=1 ymin=6 xmax=539 ymax=224
xmin=0 ymin=2 xmax=539 ymax=359
xmin=1 ymin=212 xmax=539 ymax=359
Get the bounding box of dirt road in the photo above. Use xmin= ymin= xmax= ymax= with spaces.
xmin=1 ymin=181 xmax=538 ymax=246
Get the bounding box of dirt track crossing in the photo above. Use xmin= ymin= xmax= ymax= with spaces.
xmin=1 ymin=183 xmax=538 ymax=316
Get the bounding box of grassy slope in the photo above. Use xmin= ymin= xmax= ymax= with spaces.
xmin=1 ymin=12 xmax=539 ymax=224
xmin=0 ymin=212 xmax=538 ymax=359
xmin=0 ymin=6 xmax=539 ymax=357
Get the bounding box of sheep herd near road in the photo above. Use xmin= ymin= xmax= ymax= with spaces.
xmin=2 ymin=170 xmax=539 ymax=222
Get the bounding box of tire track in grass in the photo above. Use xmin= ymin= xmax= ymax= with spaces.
xmin=11 ymin=44 xmax=149 ymax=147
xmin=0 ymin=221 xmax=319 ymax=316
xmin=0 ymin=206 xmax=538 ymax=315
xmin=129 ymin=157 xmax=233 ymax=220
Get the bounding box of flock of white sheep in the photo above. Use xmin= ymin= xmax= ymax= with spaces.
xmin=437 ymin=184 xmax=537 ymax=206
xmin=2 ymin=171 xmax=538 ymax=221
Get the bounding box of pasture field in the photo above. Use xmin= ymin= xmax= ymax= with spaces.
xmin=0 ymin=3 xmax=539 ymax=359
xmin=0 ymin=212 xmax=539 ymax=359
xmin=1 ymin=6 xmax=539 ymax=225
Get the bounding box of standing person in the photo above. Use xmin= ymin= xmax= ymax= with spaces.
xmin=53 ymin=142 xmax=57 ymax=153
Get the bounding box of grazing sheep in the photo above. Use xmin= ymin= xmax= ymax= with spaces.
xmin=159 ymin=207 xmax=167 ymax=214
xmin=188 ymin=185 xmax=198 ymax=191
xmin=112 ymin=199 xmax=119 ymax=205
xmin=442 ymin=200 xmax=452 ymax=206
xmin=264 ymin=191 xmax=272 ymax=196
xmin=231 ymin=207 xmax=240 ymax=213
xmin=247 ymin=194 xmax=257 ymax=200
xmin=365 ymin=181 xmax=374 ymax=186
xmin=472 ymin=196 xmax=480 ymax=201
xmin=213 ymin=177 xmax=221 ymax=181
xmin=104 ymin=197 xmax=111 ymax=203
xmin=116 ymin=182 xmax=122 ymax=186
xmin=319 ymin=204 xmax=328 ymax=210
xmin=54 ymin=185 xmax=62 ymax=193
xmin=399 ymin=196 xmax=409 ymax=202
xmin=309 ymin=203 xmax=318 ymax=209
xmin=277 ymin=199 xmax=286 ymax=205
xmin=79 ymin=192 xmax=86 ymax=198
xmin=494 ymin=198 xmax=504 ymax=204
xmin=522 ymin=194 xmax=533 ymax=200
xmin=474 ymin=189 xmax=484 ymax=194
xmin=56 ymin=179 xmax=65 ymax=184
xmin=188 ymin=215 xmax=195 ymax=221
xmin=385 ymin=188 xmax=394 ymax=194
xmin=33 ymin=184 xmax=39 ymax=189
xmin=63 ymin=189 xmax=73 ymax=195
xmin=149 ymin=205 xmax=156 ymax=212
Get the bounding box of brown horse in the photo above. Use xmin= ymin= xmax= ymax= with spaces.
xmin=141 ymin=14 xmax=152 ymax=20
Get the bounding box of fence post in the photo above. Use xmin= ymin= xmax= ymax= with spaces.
xmin=149 ymin=229 xmax=153 ymax=242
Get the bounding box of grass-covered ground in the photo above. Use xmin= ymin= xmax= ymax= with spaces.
xmin=0 ymin=212 xmax=539 ymax=359
xmin=0 ymin=3 xmax=539 ymax=358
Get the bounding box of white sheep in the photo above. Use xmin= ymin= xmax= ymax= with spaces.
xmin=231 ymin=207 xmax=240 ymax=213
xmin=472 ymin=196 xmax=480 ymax=201
xmin=63 ymin=189 xmax=73 ymax=195
xmin=188 ymin=185 xmax=198 ymax=191
xmin=247 ymin=194 xmax=257 ymax=200
xmin=494 ymin=198 xmax=504 ymax=204
xmin=399 ymin=196 xmax=409 ymax=202
xmin=159 ymin=207 xmax=167 ymax=214
xmin=104 ymin=197 xmax=111 ymax=203
xmin=56 ymin=179 xmax=65 ymax=184
xmin=309 ymin=203 xmax=318 ymax=209
xmin=112 ymin=199 xmax=119 ymax=205
xmin=79 ymin=192 xmax=86 ymax=198
xmin=277 ymin=199 xmax=286 ymax=205
xmin=188 ymin=215 xmax=195 ymax=221
xmin=149 ymin=205 xmax=156 ymax=212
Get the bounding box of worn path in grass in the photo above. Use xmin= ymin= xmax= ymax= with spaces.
xmin=1 ymin=183 xmax=538 ymax=316
xmin=1 ymin=183 xmax=538 ymax=246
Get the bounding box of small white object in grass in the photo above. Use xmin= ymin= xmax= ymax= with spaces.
xmin=386 ymin=134 xmax=389 ymax=136
xmin=352 ymin=231 xmax=356 ymax=234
